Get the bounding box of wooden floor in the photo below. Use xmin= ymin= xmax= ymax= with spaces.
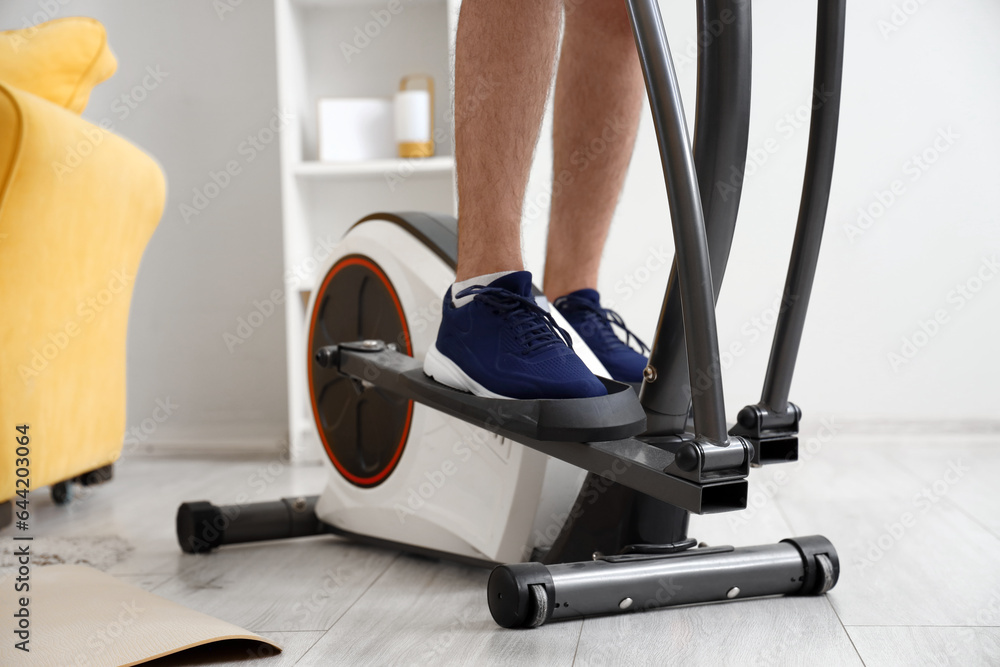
xmin=4 ymin=426 xmax=999 ymax=666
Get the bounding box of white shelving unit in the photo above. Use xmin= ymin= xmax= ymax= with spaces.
xmin=292 ymin=155 xmax=455 ymax=179
xmin=274 ymin=0 xmax=461 ymax=460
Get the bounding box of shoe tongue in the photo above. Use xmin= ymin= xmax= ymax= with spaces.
xmin=488 ymin=270 xmax=534 ymax=298
xmin=566 ymin=288 xmax=601 ymax=305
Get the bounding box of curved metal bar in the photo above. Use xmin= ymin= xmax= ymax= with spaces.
xmin=624 ymin=0 xmax=729 ymax=446
xmin=635 ymin=0 xmax=753 ymax=438
xmin=760 ymin=0 xmax=846 ymax=412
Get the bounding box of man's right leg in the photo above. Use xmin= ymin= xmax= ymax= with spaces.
xmin=426 ymin=0 xmax=607 ymax=399
xmin=453 ymin=0 xmax=562 ymax=281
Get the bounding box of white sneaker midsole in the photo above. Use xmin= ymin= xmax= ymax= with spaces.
xmin=422 ymin=345 xmax=514 ymax=400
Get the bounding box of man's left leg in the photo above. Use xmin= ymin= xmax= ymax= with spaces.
xmin=543 ymin=0 xmax=651 ymax=382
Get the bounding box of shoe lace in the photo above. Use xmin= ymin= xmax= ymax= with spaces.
xmin=455 ymin=285 xmax=574 ymax=354
xmin=555 ymin=294 xmax=650 ymax=355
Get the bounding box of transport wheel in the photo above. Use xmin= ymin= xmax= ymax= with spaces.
xmin=815 ymin=553 xmax=836 ymax=594
xmin=525 ymin=584 xmax=550 ymax=628
xmin=51 ymin=482 xmax=72 ymax=505
xmin=308 ymin=253 xmax=414 ymax=488
xmin=78 ymin=464 xmax=114 ymax=486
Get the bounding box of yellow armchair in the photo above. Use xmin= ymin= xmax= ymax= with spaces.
xmin=0 ymin=18 xmax=164 ymax=520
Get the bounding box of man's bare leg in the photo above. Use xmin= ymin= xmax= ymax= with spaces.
xmin=454 ymin=0 xmax=563 ymax=281
xmin=543 ymin=0 xmax=645 ymax=301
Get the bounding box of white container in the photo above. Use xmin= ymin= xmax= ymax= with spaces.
xmin=394 ymin=74 xmax=434 ymax=158
xmin=317 ymin=98 xmax=395 ymax=162
xmin=394 ymin=90 xmax=431 ymax=143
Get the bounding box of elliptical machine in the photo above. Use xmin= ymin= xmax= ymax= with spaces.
xmin=176 ymin=0 xmax=847 ymax=628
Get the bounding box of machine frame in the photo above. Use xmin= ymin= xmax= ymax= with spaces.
xmin=176 ymin=0 xmax=848 ymax=628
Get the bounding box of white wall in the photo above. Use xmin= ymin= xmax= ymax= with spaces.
xmin=0 ymin=0 xmax=290 ymax=452
xmin=6 ymin=0 xmax=998 ymax=453
xmin=523 ymin=0 xmax=1000 ymax=425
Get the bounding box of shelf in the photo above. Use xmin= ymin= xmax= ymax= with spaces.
xmin=277 ymin=0 xmax=459 ymax=462
xmin=291 ymin=0 xmax=446 ymax=8
xmin=293 ymin=156 xmax=454 ymax=180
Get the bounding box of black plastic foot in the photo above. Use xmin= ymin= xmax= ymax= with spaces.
xmin=51 ymin=482 xmax=71 ymax=505
xmin=177 ymin=501 xmax=226 ymax=554
xmin=77 ymin=464 xmax=114 ymax=486
xmin=176 ymin=497 xmax=325 ymax=554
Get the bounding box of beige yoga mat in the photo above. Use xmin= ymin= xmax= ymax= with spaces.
xmin=0 ymin=564 xmax=280 ymax=666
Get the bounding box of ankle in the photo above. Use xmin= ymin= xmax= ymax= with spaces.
xmin=544 ymin=280 xmax=597 ymax=303
xmin=455 ymin=259 xmax=524 ymax=283
xmin=452 ymin=270 xmax=518 ymax=307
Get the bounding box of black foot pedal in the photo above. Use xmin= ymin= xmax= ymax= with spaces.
xmin=401 ymin=370 xmax=646 ymax=442
xmin=324 ymin=342 xmax=646 ymax=442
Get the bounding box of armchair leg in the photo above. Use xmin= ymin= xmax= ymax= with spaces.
xmin=49 ymin=463 xmax=115 ymax=507
xmin=51 ymin=482 xmax=72 ymax=505
xmin=77 ymin=464 xmax=114 ymax=486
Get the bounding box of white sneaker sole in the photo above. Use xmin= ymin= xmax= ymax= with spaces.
xmin=423 ymin=345 xmax=513 ymax=400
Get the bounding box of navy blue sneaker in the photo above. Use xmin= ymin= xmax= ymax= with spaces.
xmin=424 ymin=272 xmax=608 ymax=399
xmin=554 ymin=289 xmax=650 ymax=383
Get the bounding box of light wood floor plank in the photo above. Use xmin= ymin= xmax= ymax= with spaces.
xmin=771 ymin=439 xmax=1000 ymax=626
xmin=153 ymin=537 xmax=398 ymax=632
xmin=573 ymin=596 xmax=862 ymax=666
xmin=888 ymin=440 xmax=1000 ymax=538
xmin=848 ymin=626 xmax=1000 ymax=667
xmin=2 ymin=457 xmax=329 ymax=577
xmin=298 ymin=555 xmax=581 ymax=667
